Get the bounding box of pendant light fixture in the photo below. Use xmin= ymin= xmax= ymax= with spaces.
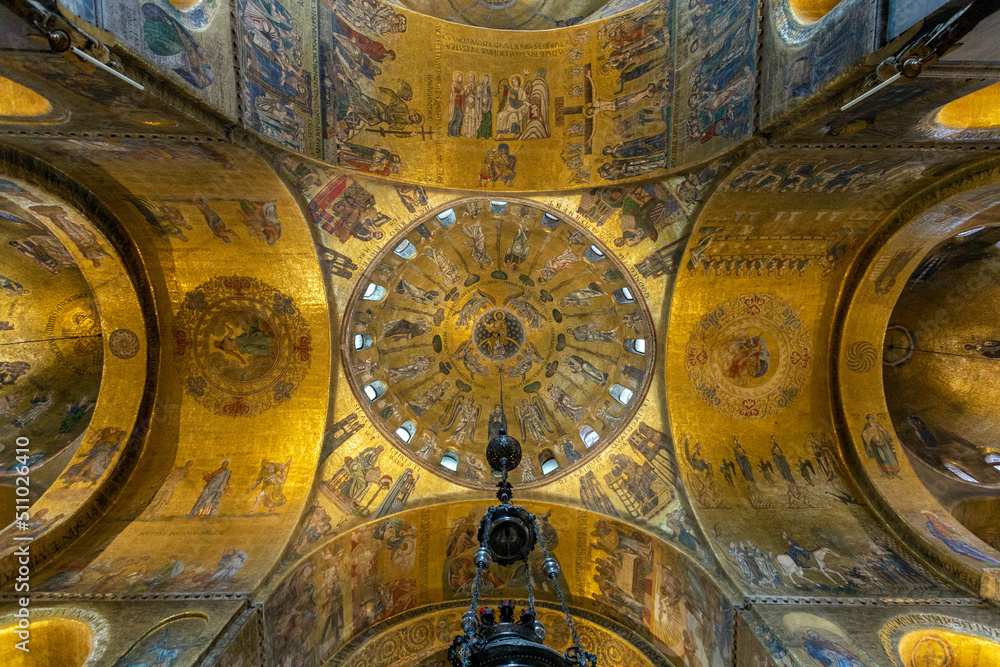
xmin=448 ymin=330 xmax=597 ymax=667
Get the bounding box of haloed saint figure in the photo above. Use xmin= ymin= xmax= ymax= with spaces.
xmin=209 ymin=314 xmax=276 ymax=382
xmin=724 ymin=331 xmax=770 ymax=387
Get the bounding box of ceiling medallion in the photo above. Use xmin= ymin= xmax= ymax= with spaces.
xmin=343 ymin=200 xmax=653 ymax=487
xmin=684 ymin=292 xmax=810 ymax=420
xmin=174 ymin=275 xmax=312 ymax=417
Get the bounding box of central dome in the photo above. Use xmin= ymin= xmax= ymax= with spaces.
xmin=343 ymin=199 xmax=653 ymax=488
xmin=387 ymin=0 xmax=628 ymax=30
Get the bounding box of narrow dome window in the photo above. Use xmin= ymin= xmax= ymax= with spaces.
xmin=363 ymin=381 xmax=387 ymax=402
xmin=580 ymin=425 xmax=600 ymax=448
xmin=986 ymin=453 xmax=1000 ymax=473
xmin=944 ymin=462 xmax=979 ymax=484
xmin=362 ymin=282 xmax=387 ymax=301
xmin=394 ymin=239 xmax=417 ymax=259
xmin=395 ymin=420 xmax=416 ymax=443
xmin=490 ymin=201 xmax=508 ymax=216
xmin=354 ymin=334 xmax=374 ymax=350
xmin=539 ymin=449 xmax=559 ymax=475
xmin=440 ymin=449 xmax=460 ymax=471
xmin=541 ymin=213 xmax=561 ymax=229
xmin=624 ymin=338 xmax=646 ymax=355
xmin=609 ymin=384 xmax=634 ymax=406
xmin=436 ymin=208 xmax=456 ymax=228
xmin=613 ymin=287 xmax=635 ymax=304
xmin=584 ymin=245 xmax=606 ymax=262
xmin=956 ymin=227 xmax=984 ymax=238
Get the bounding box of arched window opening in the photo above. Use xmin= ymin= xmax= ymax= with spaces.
xmin=362 ymin=282 xmax=387 ymax=301
xmin=986 ymin=453 xmax=1000 ymax=473
xmin=541 ymin=213 xmax=561 ymax=229
xmin=944 ymin=462 xmax=980 ymax=484
xmin=354 ymin=334 xmax=374 ymax=350
xmin=584 ymin=245 xmax=606 ymax=262
xmin=624 ymin=338 xmax=646 ymax=355
xmin=440 ymin=449 xmax=460 ymax=471
xmin=394 ymin=239 xmax=417 ymax=259
xmin=395 ymin=421 xmax=416 ymax=443
xmin=935 ymin=81 xmax=1000 ymax=131
xmin=363 ymin=381 xmax=387 ymax=402
xmin=787 ymin=0 xmax=844 ymax=24
xmin=436 ymin=208 xmax=457 ymax=227
xmin=490 ymin=200 xmax=508 ymax=216
xmin=612 ymin=287 xmax=635 ymax=304
xmin=580 ymin=425 xmax=600 ymax=448
xmin=539 ymin=449 xmax=559 ymax=475
xmin=609 ymin=384 xmax=634 ymax=406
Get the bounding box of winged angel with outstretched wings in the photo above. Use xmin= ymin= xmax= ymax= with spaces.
xmin=516 ymin=396 xmax=553 ymax=445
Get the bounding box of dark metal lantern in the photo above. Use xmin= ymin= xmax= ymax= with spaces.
xmin=478 ymin=504 xmax=536 ymax=565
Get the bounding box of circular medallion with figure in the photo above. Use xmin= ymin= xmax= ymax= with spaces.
xmin=342 ymin=200 xmax=655 ymax=488
xmin=685 ymin=293 xmax=811 ymax=420
xmin=45 ymin=293 xmax=103 ymax=377
xmin=174 ymin=276 xmax=312 ymax=417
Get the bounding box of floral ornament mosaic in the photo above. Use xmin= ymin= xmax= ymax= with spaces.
xmin=174 ymin=276 xmax=312 ymax=417
xmin=684 ymin=293 xmax=810 ymax=420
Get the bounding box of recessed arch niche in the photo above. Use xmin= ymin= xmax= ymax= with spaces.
xmin=0 ymin=617 xmax=93 ymax=667
xmin=786 ymin=0 xmax=843 ymax=24
xmin=836 ymin=173 xmax=1000 ymax=586
xmin=881 ymin=614 xmax=1000 ymax=667
xmin=935 ymin=82 xmax=1000 ymax=131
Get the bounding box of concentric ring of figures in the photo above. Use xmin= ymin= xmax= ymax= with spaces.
xmin=685 ymin=293 xmax=810 ymax=420
xmin=344 ymin=200 xmax=654 ymax=488
xmin=174 ymin=275 xmax=312 ymax=417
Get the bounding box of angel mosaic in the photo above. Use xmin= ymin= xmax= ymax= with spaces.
xmin=455 ymin=290 xmax=495 ymax=327
xmin=504 ymin=293 xmax=544 ymax=329
xmin=496 ymin=69 xmax=550 ymax=140
xmin=506 ymin=344 xmax=542 ymax=379
xmin=516 ymin=396 xmax=553 ymax=445
xmin=453 ymin=340 xmax=491 ymax=377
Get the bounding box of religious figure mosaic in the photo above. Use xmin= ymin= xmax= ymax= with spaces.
xmin=174 ymin=275 xmax=312 ymax=417
xmin=684 ymin=293 xmax=811 ymax=420
xmin=342 ymin=200 xmax=654 ymax=488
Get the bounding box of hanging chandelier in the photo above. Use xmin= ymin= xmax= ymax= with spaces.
xmin=448 ymin=334 xmax=597 ymax=667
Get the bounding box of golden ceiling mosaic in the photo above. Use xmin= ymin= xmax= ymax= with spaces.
xmin=1 ymin=0 xmax=1000 ymax=665
xmin=343 ymin=199 xmax=654 ymax=489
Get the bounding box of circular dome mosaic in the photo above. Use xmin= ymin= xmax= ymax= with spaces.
xmin=343 ymin=199 xmax=654 ymax=488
